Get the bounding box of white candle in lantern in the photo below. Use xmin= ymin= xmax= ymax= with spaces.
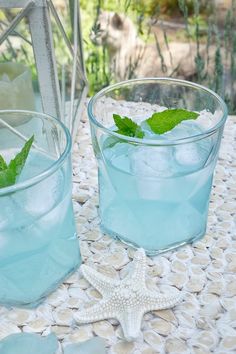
xmin=0 ymin=62 xmax=36 ymax=127
xmin=0 ymin=62 xmax=35 ymax=111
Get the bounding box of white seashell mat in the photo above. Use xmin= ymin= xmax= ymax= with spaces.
xmin=0 ymin=107 xmax=235 ymax=354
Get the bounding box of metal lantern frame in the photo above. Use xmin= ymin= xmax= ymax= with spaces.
xmin=0 ymin=0 xmax=88 ymax=141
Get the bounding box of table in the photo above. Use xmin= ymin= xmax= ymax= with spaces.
xmin=0 ymin=109 xmax=235 ymax=354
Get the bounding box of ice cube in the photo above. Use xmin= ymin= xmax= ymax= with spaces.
xmin=175 ymin=141 xmax=211 ymax=171
xmin=24 ymin=170 xmax=64 ymax=217
xmin=164 ymin=120 xmax=203 ymax=140
xmin=130 ymin=146 xmax=175 ymax=200
xmin=130 ymin=146 xmax=174 ymax=177
xmin=175 ymin=143 xmax=205 ymax=166
xmin=64 ymin=337 xmax=106 ymax=354
xmin=196 ymin=109 xmax=220 ymax=130
xmin=0 ymin=333 xmax=58 ymax=354
xmin=104 ymin=142 xmax=133 ymax=173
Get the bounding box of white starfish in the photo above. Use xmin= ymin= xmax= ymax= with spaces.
xmin=74 ymin=249 xmax=183 ymax=341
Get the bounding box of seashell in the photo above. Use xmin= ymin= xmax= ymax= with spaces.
xmin=220 ymin=336 xmax=236 ymax=351
xmin=206 ymin=281 xmax=224 ymax=295
xmin=152 ymin=309 xmax=177 ymax=324
xmin=64 ymin=272 xmax=79 ymax=285
xmin=220 ymin=296 xmax=236 ymax=311
xmin=166 ymin=272 xmax=188 ymax=289
xmin=147 ymin=264 xmax=164 ymax=277
xmin=173 ymin=326 xmax=196 ymax=340
xmin=171 ymin=260 xmax=187 ymax=273
xmin=52 ymin=308 xmax=74 ymax=326
xmin=165 ymin=338 xmax=188 ymax=353
xmin=143 ymin=330 xmax=163 ymax=350
xmin=189 ymin=330 xmax=218 ymax=350
xmin=96 ymin=264 xmax=119 ymax=280
xmin=66 ymin=327 xmax=93 ymax=343
xmin=113 ymin=341 xmax=135 ymax=354
xmin=196 ymin=317 xmax=214 ymax=330
xmin=191 ymin=256 xmax=209 ymax=267
xmin=191 ymin=344 xmax=212 ymax=354
xmin=149 ymin=318 xmax=172 ymax=336
xmin=22 ymin=317 xmax=51 ymax=333
xmin=6 ymin=309 xmax=35 ymax=325
xmin=93 ymin=321 xmax=115 ymax=339
xmin=0 ymin=321 xmax=21 ymax=340
xmin=86 ymin=288 xmax=102 ymax=300
xmin=51 ymin=325 xmax=71 ymax=339
xmin=47 ymin=285 xmax=69 ymax=307
xmin=225 ymin=279 xmax=236 ymax=297
xmin=68 ymin=285 xmax=89 ymax=301
xmin=85 ymin=231 xmax=101 ymax=242
xmin=175 ymin=311 xmax=196 ymax=328
xmin=216 ymin=323 xmax=236 ymax=337
xmin=140 ymin=347 xmax=156 ymax=354
xmin=199 ymin=304 xmax=222 ymax=319
xmin=185 ymin=277 xmax=205 ymax=292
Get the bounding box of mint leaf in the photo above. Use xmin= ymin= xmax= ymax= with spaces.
xmin=0 ymin=168 xmax=17 ymax=188
xmin=0 ymin=155 xmax=7 ymax=171
xmin=0 ymin=135 xmax=34 ymax=189
xmin=146 ymin=109 xmax=199 ymax=134
xmin=113 ymin=114 xmax=144 ymax=138
xmin=8 ymin=135 xmax=34 ymax=178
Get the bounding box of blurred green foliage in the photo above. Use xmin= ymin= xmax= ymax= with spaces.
xmin=1 ymin=0 xmax=236 ymax=113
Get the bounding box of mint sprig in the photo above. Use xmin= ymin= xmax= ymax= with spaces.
xmin=146 ymin=109 xmax=199 ymax=134
xmin=0 ymin=155 xmax=7 ymax=171
xmin=112 ymin=109 xmax=199 ymax=139
xmin=0 ymin=135 xmax=34 ymax=189
xmin=113 ymin=114 xmax=144 ymax=138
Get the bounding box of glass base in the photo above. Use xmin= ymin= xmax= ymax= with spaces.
xmin=0 ymin=263 xmax=79 ymax=309
xmin=100 ymin=224 xmax=206 ymax=256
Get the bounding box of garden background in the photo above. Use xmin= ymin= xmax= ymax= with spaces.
xmin=0 ymin=0 xmax=235 ymax=112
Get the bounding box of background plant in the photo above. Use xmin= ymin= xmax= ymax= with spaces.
xmin=1 ymin=0 xmax=236 ymax=113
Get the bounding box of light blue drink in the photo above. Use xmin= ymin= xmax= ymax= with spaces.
xmin=0 ymin=150 xmax=80 ymax=307
xmin=0 ymin=110 xmax=81 ymax=308
xmin=98 ymin=119 xmax=221 ymax=254
xmin=88 ymin=78 xmax=227 ymax=254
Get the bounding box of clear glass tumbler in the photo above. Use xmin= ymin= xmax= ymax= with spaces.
xmin=0 ymin=110 xmax=81 ymax=307
xmin=88 ymin=78 xmax=228 ymax=255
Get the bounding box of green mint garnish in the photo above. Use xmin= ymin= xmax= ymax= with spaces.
xmin=112 ymin=109 xmax=199 ymax=140
xmin=0 ymin=135 xmax=34 ymax=189
xmin=0 ymin=155 xmax=7 ymax=171
xmin=146 ymin=109 xmax=199 ymax=134
xmin=113 ymin=114 xmax=144 ymax=138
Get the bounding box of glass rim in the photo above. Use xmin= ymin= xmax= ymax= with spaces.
xmin=87 ymin=77 xmax=228 ymax=146
xmin=0 ymin=109 xmax=72 ymax=196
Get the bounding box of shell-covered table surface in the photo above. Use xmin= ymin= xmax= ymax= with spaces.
xmin=0 ymin=109 xmax=235 ymax=354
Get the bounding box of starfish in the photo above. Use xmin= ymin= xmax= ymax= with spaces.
xmin=74 ymin=249 xmax=182 ymax=341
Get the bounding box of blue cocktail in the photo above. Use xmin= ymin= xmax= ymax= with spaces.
xmin=0 ymin=111 xmax=81 ymax=307
xmin=88 ymin=79 xmax=227 ymax=255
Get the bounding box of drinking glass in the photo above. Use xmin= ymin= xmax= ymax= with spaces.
xmin=0 ymin=110 xmax=81 ymax=307
xmin=88 ymin=78 xmax=228 ymax=255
